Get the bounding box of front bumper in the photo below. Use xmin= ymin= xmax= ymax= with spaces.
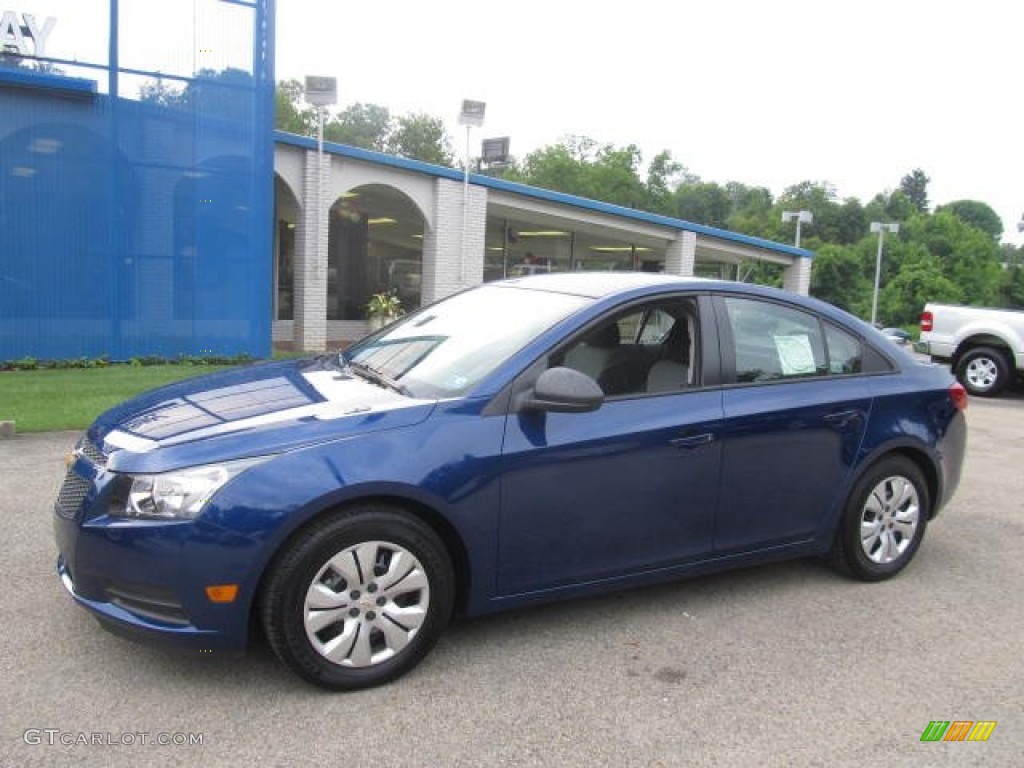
xmin=56 ymin=554 xmax=234 ymax=650
xmin=52 ymin=452 xmax=256 ymax=652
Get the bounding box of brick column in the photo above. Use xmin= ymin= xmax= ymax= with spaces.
xmin=293 ymin=149 xmax=328 ymax=351
xmin=422 ymin=177 xmax=486 ymax=305
xmin=664 ymin=230 xmax=697 ymax=276
xmin=784 ymin=256 xmax=812 ymax=296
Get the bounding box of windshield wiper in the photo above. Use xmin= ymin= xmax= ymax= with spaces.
xmin=343 ymin=360 xmax=411 ymax=396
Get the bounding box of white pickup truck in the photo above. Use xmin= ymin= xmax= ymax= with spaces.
xmin=920 ymin=303 xmax=1024 ymax=396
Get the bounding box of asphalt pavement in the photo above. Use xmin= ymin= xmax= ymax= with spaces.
xmin=1 ymin=391 xmax=1022 ymax=767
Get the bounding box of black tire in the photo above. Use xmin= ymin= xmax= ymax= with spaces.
xmin=956 ymin=346 xmax=1011 ymax=397
xmin=831 ymin=457 xmax=930 ymax=582
xmin=260 ymin=505 xmax=454 ymax=691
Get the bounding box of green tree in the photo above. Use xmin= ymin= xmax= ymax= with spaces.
xmin=779 ymin=180 xmax=837 ymax=209
xmin=998 ymin=242 xmax=1022 ymax=267
xmin=906 ymin=211 xmax=1002 ymax=306
xmin=272 ymin=85 xmax=457 ymax=166
xmin=274 ymin=78 xmax=315 ymax=135
xmin=387 ymin=113 xmax=455 ymax=166
xmin=585 ymin=144 xmax=648 ymax=209
xmin=899 ymin=168 xmax=930 ymax=213
xmin=504 ymin=142 xmax=583 ymax=190
xmin=878 ymin=246 xmax=961 ymax=324
xmin=722 ymin=183 xmax=775 ymax=239
xmin=673 ymin=182 xmax=732 ymax=228
xmin=324 ymin=102 xmax=392 ymax=152
xmin=726 ymin=182 xmax=773 ymax=214
xmin=936 ymin=200 xmax=1003 ymax=240
xmin=1000 ymin=265 xmax=1024 ymax=308
xmin=774 ymin=182 xmax=868 ymax=247
xmin=865 ymin=190 xmax=917 ymax=224
xmin=506 ymin=137 xmax=649 ymax=209
xmin=646 ymin=150 xmax=690 ymax=215
xmin=830 ymin=199 xmax=869 ymax=245
xmin=809 ymin=244 xmax=871 ymax=315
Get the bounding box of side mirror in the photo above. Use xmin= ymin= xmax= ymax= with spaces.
xmin=521 ymin=367 xmax=603 ymax=413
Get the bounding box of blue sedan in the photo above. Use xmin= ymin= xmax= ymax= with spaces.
xmin=54 ymin=273 xmax=967 ymax=690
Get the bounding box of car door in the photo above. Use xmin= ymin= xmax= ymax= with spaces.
xmin=496 ymin=295 xmax=724 ymax=596
xmin=712 ymin=295 xmax=872 ymax=554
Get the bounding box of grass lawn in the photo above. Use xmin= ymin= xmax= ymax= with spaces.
xmin=0 ymin=365 xmax=236 ymax=433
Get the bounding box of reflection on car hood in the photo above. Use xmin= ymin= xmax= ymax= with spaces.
xmin=89 ymin=358 xmax=436 ymax=473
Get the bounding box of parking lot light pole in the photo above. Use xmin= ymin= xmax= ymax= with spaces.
xmin=869 ymin=221 xmax=899 ymax=326
xmin=781 ymin=210 xmax=813 ymax=248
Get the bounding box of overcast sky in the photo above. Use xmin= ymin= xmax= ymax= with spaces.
xmin=276 ymin=0 xmax=1024 ymax=245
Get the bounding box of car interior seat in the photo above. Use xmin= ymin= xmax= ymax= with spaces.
xmin=646 ymin=317 xmax=692 ymax=392
xmin=563 ymin=322 xmax=621 ymax=383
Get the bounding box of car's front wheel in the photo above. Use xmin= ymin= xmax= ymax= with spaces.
xmin=831 ymin=456 xmax=929 ymax=581
xmin=260 ymin=506 xmax=454 ymax=690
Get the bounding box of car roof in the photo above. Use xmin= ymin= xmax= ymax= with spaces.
xmin=494 ymin=271 xmax=712 ymax=299
xmin=489 ymin=271 xmax=888 ymax=342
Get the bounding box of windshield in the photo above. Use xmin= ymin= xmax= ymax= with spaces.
xmin=342 ymin=285 xmax=588 ymax=398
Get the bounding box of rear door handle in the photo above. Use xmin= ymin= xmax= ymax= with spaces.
xmin=824 ymin=410 xmax=861 ymax=428
xmin=670 ymin=433 xmax=715 ymax=449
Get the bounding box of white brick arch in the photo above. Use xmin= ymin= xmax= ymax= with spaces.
xmin=274 ymin=173 xmax=301 ymax=218
xmin=273 ymin=147 xmax=305 ymax=208
xmin=328 ymin=162 xmax=435 ymax=235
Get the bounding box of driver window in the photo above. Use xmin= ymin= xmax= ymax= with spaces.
xmin=557 ymin=298 xmax=698 ymax=396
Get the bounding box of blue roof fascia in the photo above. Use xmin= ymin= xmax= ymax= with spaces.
xmin=274 ymin=130 xmax=467 ymax=181
xmin=0 ymin=66 xmax=97 ymax=97
xmin=273 ymin=131 xmax=813 ymax=260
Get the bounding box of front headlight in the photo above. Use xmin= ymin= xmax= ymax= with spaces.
xmin=114 ymin=457 xmax=269 ymax=520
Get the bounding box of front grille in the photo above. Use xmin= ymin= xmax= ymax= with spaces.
xmin=56 ymin=469 xmax=90 ymax=519
xmin=78 ymin=437 xmax=108 ymax=468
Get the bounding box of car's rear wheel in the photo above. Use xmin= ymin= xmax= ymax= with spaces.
xmin=831 ymin=456 xmax=929 ymax=581
xmin=956 ymin=346 xmax=1010 ymax=397
xmin=260 ymin=506 xmax=454 ymax=690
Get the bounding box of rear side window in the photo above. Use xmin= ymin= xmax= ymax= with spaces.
xmin=723 ymin=297 xmax=827 ymax=382
xmin=722 ymin=297 xmax=883 ymax=383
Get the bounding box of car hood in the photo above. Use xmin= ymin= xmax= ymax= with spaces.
xmin=88 ymin=358 xmax=437 ymax=474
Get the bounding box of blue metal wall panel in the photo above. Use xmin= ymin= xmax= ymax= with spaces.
xmin=0 ymin=0 xmax=274 ymax=361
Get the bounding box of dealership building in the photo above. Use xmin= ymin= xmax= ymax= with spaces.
xmin=1 ymin=1 xmax=812 ymax=362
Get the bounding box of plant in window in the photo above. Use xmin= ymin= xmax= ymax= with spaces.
xmin=366 ymin=292 xmax=403 ymax=330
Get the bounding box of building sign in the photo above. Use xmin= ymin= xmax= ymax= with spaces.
xmin=458 ymin=99 xmax=486 ymax=127
xmin=1 ymin=11 xmax=56 ymax=57
xmin=481 ymin=137 xmax=511 ymax=166
xmin=304 ymin=76 xmax=336 ymax=107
